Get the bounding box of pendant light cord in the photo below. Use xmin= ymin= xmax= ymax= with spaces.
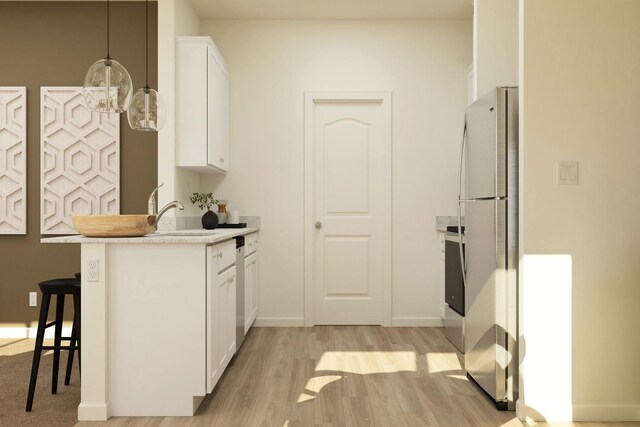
xmin=106 ymin=0 xmax=110 ymax=59
xmin=145 ymin=0 xmax=149 ymax=88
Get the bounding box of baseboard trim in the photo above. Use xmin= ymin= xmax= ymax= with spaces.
xmin=254 ymin=317 xmax=305 ymax=327
xmin=572 ymin=404 xmax=640 ymax=421
xmin=516 ymin=401 xmax=640 ymax=422
xmin=391 ymin=317 xmax=444 ymax=327
xmin=0 ymin=325 xmax=73 ymax=339
xmin=253 ymin=317 xmax=444 ymax=327
xmin=78 ymin=402 xmax=110 ymax=421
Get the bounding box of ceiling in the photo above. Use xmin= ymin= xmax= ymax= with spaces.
xmin=189 ymin=0 xmax=473 ymax=20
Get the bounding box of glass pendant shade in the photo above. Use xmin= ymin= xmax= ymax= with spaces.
xmin=127 ymin=87 xmax=166 ymax=131
xmin=83 ymin=58 xmax=133 ymax=113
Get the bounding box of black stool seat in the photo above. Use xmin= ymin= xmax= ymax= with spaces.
xmin=26 ymin=276 xmax=81 ymax=412
xmin=39 ymin=278 xmax=81 ymax=295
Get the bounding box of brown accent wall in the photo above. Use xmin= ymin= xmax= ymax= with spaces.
xmin=0 ymin=2 xmax=158 ymax=324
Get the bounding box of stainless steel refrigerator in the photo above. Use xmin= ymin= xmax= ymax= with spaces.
xmin=457 ymin=87 xmax=518 ymax=410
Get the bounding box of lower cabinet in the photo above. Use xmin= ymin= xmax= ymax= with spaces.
xmin=244 ymin=251 xmax=258 ymax=333
xmin=250 ymin=253 xmax=257 ymax=324
xmin=439 ymin=232 xmax=446 ymax=320
xmin=206 ymin=242 xmax=237 ymax=393
xmin=244 ymin=232 xmax=259 ymax=334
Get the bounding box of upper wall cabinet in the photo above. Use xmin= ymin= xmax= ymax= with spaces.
xmin=176 ymin=37 xmax=229 ymax=174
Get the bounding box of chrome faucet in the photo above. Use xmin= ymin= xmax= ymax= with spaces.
xmin=156 ymin=201 xmax=185 ymax=229
xmin=148 ymin=183 xmax=184 ymax=230
xmin=148 ymin=183 xmax=164 ymax=216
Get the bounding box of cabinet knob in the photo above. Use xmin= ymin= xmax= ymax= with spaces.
xmin=218 ymin=252 xmax=223 ymax=258
xmin=220 ymin=158 xmax=225 ymax=163
xmin=315 ymin=221 xmax=322 ymax=229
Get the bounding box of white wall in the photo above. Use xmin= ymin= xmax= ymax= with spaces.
xmin=473 ymin=0 xmax=518 ymax=99
xmin=519 ymin=0 xmax=640 ymax=421
xmin=158 ymin=0 xmax=202 ymax=216
xmin=199 ymin=20 xmax=471 ymax=325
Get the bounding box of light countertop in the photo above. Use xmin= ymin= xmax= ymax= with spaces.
xmin=435 ymin=216 xmax=464 ymax=232
xmin=40 ymin=227 xmax=259 ymax=244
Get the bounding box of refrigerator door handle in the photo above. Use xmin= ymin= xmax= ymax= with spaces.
xmin=457 ymin=115 xmax=468 ymax=286
xmin=457 ymin=115 xmax=466 ymax=204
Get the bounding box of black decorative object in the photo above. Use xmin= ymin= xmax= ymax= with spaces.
xmin=202 ymin=210 xmax=219 ymax=230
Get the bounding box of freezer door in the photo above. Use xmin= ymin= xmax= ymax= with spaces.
xmin=465 ymin=88 xmax=507 ymax=199
xmin=464 ymin=198 xmax=509 ymax=402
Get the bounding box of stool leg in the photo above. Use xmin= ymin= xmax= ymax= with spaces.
xmin=64 ymin=294 xmax=80 ymax=385
xmin=64 ymin=321 xmax=76 ymax=385
xmin=26 ymin=293 xmax=51 ymax=412
xmin=73 ymin=292 xmax=81 ymax=375
xmin=51 ymin=294 xmax=65 ymax=394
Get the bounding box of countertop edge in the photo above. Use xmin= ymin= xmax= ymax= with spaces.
xmin=40 ymin=227 xmax=260 ymax=245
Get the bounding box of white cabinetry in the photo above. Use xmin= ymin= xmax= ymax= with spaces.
xmin=466 ymin=64 xmax=475 ymax=105
xmin=206 ymin=240 xmax=236 ymax=393
xmin=176 ymin=37 xmax=229 ymax=174
xmin=439 ymin=232 xmax=446 ymax=319
xmin=244 ymin=233 xmax=259 ymax=334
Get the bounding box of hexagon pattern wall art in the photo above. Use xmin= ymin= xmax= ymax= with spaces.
xmin=0 ymin=87 xmax=27 ymax=235
xmin=41 ymin=87 xmax=120 ymax=234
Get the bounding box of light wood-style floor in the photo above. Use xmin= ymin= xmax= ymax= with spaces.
xmin=71 ymin=326 xmax=637 ymax=427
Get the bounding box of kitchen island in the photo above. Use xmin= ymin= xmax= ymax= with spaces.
xmin=41 ymin=228 xmax=259 ymax=421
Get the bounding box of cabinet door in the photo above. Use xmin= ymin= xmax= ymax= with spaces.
xmin=216 ymin=268 xmax=229 ymax=375
xmin=206 ymin=247 xmax=220 ymax=393
xmin=217 ymin=64 xmax=229 ymax=170
xmin=207 ymin=47 xmax=229 ymax=172
xmin=207 ymin=48 xmax=219 ymax=169
xmin=176 ymin=37 xmax=228 ymax=173
xmin=251 ymin=253 xmax=258 ymax=323
xmin=244 ymin=256 xmax=252 ymax=334
xmin=244 ymin=252 xmax=258 ymax=331
xmin=228 ymin=268 xmax=236 ymax=356
xmin=439 ymin=233 xmax=446 ymax=319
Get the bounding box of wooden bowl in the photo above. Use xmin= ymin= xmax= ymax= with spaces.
xmin=72 ymin=215 xmax=157 ymax=237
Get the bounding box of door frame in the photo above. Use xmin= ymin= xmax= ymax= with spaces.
xmin=303 ymin=91 xmax=392 ymax=327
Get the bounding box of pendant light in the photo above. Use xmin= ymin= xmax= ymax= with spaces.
xmin=83 ymin=0 xmax=133 ymax=113
xmin=127 ymin=0 xmax=165 ymax=131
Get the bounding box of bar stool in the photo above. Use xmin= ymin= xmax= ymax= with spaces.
xmin=26 ymin=276 xmax=81 ymax=412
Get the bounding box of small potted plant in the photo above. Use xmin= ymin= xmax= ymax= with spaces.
xmin=189 ymin=192 xmax=219 ymax=229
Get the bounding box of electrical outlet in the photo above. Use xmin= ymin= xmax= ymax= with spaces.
xmin=29 ymin=292 xmax=37 ymax=307
xmin=557 ymin=161 xmax=579 ymax=185
xmin=87 ymin=258 xmax=99 ymax=282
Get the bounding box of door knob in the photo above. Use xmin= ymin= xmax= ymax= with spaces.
xmin=315 ymin=221 xmax=322 ymax=229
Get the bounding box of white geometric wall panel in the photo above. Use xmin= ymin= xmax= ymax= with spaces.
xmin=41 ymin=87 xmax=120 ymax=234
xmin=0 ymin=87 xmax=27 ymax=235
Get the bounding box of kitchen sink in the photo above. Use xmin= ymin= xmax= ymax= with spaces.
xmin=155 ymin=230 xmax=226 ymax=237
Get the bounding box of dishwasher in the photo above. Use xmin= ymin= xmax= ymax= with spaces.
xmin=235 ymin=236 xmax=246 ymax=350
xmin=444 ymin=230 xmax=465 ymax=353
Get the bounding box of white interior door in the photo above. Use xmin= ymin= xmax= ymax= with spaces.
xmin=305 ymin=92 xmax=391 ymax=326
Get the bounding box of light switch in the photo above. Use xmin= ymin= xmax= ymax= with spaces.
xmin=557 ymin=161 xmax=579 ymax=185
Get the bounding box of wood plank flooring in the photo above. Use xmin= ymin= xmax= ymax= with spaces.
xmin=72 ymin=326 xmax=638 ymax=427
